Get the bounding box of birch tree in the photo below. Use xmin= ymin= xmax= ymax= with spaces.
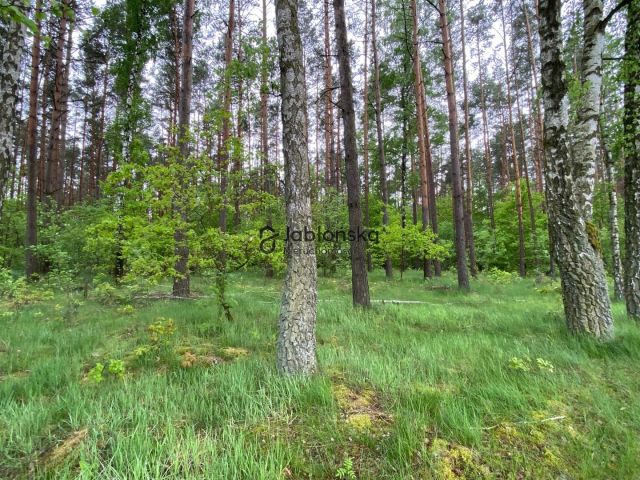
xmin=539 ymin=0 xmax=613 ymax=338
xmin=276 ymin=0 xmax=318 ymax=374
xmin=0 ymin=2 xmax=27 ymax=215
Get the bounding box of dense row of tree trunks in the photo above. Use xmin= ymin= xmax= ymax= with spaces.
xmin=276 ymin=0 xmax=318 ymax=375
xmin=438 ymin=0 xmax=469 ymax=290
xmin=172 ymin=0 xmax=195 ymax=297
xmin=539 ymin=0 xmax=613 ymax=338
xmin=623 ymin=0 xmax=640 ymax=320
xmin=333 ymin=0 xmax=370 ymax=307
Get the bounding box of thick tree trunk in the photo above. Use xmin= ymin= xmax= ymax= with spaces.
xmin=438 ymin=0 xmax=469 ymax=290
xmin=172 ymin=0 xmax=195 ymax=297
xmin=371 ymin=0 xmax=392 ymax=278
xmin=0 ymin=5 xmax=27 ymax=216
xmin=334 ymin=0 xmax=370 ymax=307
xmin=26 ymin=0 xmax=43 ymax=278
xmin=459 ymin=0 xmax=478 ymax=277
xmin=276 ymin=0 xmax=318 ymax=375
xmin=623 ymin=0 xmax=640 ymax=320
xmin=539 ymin=0 xmax=613 ymax=338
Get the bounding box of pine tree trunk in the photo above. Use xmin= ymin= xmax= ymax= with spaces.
xmin=410 ymin=0 xmax=438 ymax=279
xmin=623 ymin=0 xmax=640 ymax=320
xmin=0 ymin=5 xmax=27 ymax=216
xmin=26 ymin=0 xmax=43 ymax=278
xmin=58 ymin=19 xmax=74 ymax=206
xmin=438 ymin=0 xmax=469 ymax=290
xmin=45 ymin=5 xmax=69 ymax=206
xmin=539 ymin=0 xmax=613 ymax=338
xmin=172 ymin=0 xmax=195 ymax=297
xmin=371 ymin=0 xmax=392 ymax=278
xmin=500 ymin=0 xmax=526 ymax=278
xmin=220 ymin=0 xmax=235 ymax=233
xmin=276 ymin=0 xmax=318 ymax=375
xmin=362 ymin=0 xmax=372 ymax=272
xmin=334 ymin=0 xmax=370 ymax=307
xmin=477 ymin=34 xmax=496 ymax=234
xmin=323 ymin=0 xmax=335 ymax=189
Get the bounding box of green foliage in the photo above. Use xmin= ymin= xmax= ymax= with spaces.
xmin=148 ymin=318 xmax=176 ymax=346
xmin=107 ymin=359 xmax=126 ymax=379
xmin=485 ymin=268 xmax=519 ymax=285
xmin=371 ymin=221 xmax=449 ymax=272
xmin=335 ymin=456 xmax=357 ymax=480
xmin=86 ymin=363 xmax=104 ymax=384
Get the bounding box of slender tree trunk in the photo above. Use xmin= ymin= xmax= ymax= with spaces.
xmin=172 ymin=0 xmax=195 ymax=297
xmin=522 ymin=0 xmax=545 ymax=193
xmin=220 ymin=0 xmax=236 ymax=233
xmin=276 ymin=0 xmax=318 ymax=375
xmin=362 ymin=0 xmax=372 ymax=272
xmin=438 ymin=0 xmax=469 ymax=290
xmin=459 ymin=0 xmax=477 ymax=277
xmin=334 ymin=0 xmax=370 ymax=307
xmin=323 ymin=0 xmax=335 ymax=189
xmin=57 ymin=19 xmax=74 ymax=206
xmin=371 ymin=0 xmax=392 ymax=278
xmin=233 ymin=1 xmax=243 ymax=229
xmin=573 ymin=0 xmax=604 ymax=220
xmin=600 ymin=122 xmax=624 ymax=300
xmin=45 ymin=4 xmax=69 ymax=206
xmin=410 ymin=0 xmax=434 ymax=278
xmin=0 ymin=4 xmax=27 ymax=216
xmin=500 ymin=0 xmax=526 ymax=277
xmin=539 ymin=0 xmax=613 ymax=338
xmin=26 ymin=0 xmax=43 ymax=278
xmin=477 ymin=34 xmax=496 ymax=234
xmin=623 ymin=0 xmax=640 ymax=319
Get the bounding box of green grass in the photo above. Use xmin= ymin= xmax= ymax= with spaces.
xmin=1 ymin=270 xmax=639 ymax=479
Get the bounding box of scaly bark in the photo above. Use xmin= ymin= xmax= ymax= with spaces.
xmin=323 ymin=0 xmax=335 ymax=189
xmin=276 ymin=0 xmax=318 ymax=374
xmin=539 ymin=0 xmax=613 ymax=338
xmin=623 ymin=0 xmax=640 ymax=319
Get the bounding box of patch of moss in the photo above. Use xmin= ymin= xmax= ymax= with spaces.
xmin=346 ymin=413 xmax=373 ymax=432
xmin=586 ymin=221 xmax=602 ymax=254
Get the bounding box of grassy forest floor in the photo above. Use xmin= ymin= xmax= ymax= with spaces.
xmin=1 ymin=270 xmax=639 ymax=479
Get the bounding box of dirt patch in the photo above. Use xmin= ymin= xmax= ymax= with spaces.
xmin=180 ymin=351 xmax=223 ymax=368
